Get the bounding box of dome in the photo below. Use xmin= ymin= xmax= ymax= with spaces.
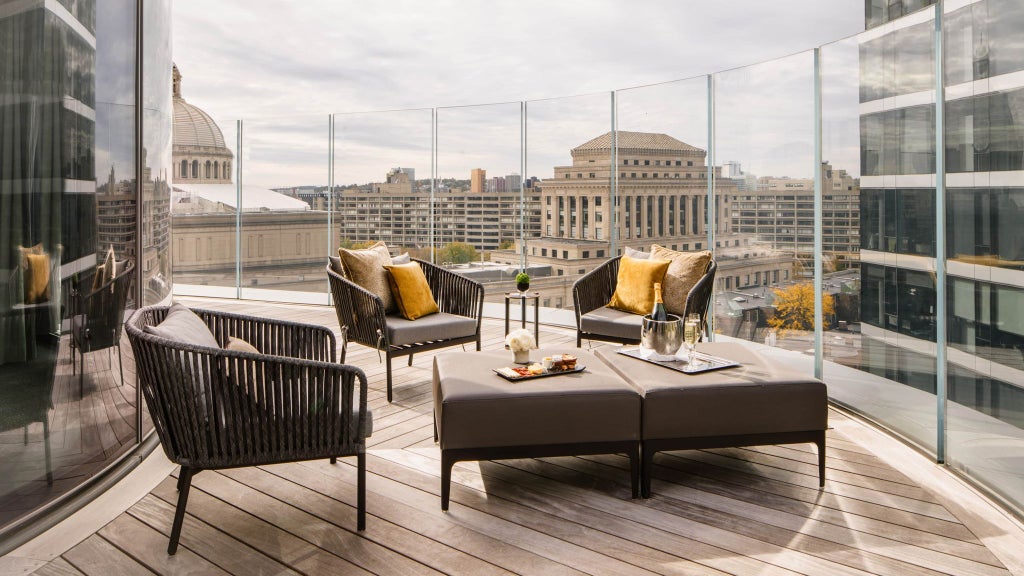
xmin=174 ymin=98 xmax=226 ymax=149
xmin=172 ymin=64 xmax=227 ymax=150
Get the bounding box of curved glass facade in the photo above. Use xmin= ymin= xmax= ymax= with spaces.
xmin=0 ymin=0 xmax=171 ymax=539
xmin=170 ymin=2 xmax=1023 ymax=518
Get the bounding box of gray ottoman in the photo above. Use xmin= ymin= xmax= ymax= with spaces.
xmin=595 ymin=342 xmax=828 ymax=497
xmin=433 ymin=348 xmax=642 ymax=510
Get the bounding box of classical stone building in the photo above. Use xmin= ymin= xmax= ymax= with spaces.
xmin=170 ymin=66 xmax=338 ymax=288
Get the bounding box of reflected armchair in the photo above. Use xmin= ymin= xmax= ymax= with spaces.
xmin=328 ymin=257 xmax=484 ymax=402
xmin=125 ymin=305 xmax=370 ymax=554
xmin=573 ymin=256 xmax=717 ymax=346
xmin=70 ymin=260 xmax=134 ymax=394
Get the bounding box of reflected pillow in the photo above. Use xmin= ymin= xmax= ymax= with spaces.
xmin=606 ymin=255 xmax=671 ymax=316
xmin=93 ymin=246 xmax=118 ymax=292
xmin=650 ymin=245 xmax=712 ymax=316
xmin=24 ymin=252 xmax=51 ymax=304
xmin=339 ymin=241 xmax=396 ymax=312
xmin=384 ymin=262 xmax=439 ymax=320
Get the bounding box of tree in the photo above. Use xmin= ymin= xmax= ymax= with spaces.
xmin=437 ymin=242 xmax=477 ymax=264
xmin=767 ymin=283 xmax=835 ymax=334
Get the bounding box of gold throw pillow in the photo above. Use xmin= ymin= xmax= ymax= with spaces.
xmin=650 ymin=245 xmax=712 ymax=316
xmin=339 ymin=241 xmax=396 ymax=312
xmin=607 ymin=255 xmax=671 ymax=316
xmin=384 ymin=262 xmax=439 ymax=320
xmin=24 ymin=252 xmax=51 ymax=304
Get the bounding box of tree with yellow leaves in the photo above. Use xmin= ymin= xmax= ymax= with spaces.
xmin=767 ymin=283 xmax=835 ymax=334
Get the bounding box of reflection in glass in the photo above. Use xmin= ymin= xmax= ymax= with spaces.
xmin=712 ymin=51 xmax=816 ymax=352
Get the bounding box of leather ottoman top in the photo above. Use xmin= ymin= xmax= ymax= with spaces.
xmin=594 ymin=342 xmax=827 ymax=440
xmin=433 ymin=348 xmax=641 ymax=450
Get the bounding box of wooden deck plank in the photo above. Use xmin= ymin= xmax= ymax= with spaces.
xmin=126 ymin=494 xmax=302 ymax=576
xmin=31 ymin=557 xmax=87 ymax=576
xmin=62 ymin=534 xmax=154 ymax=576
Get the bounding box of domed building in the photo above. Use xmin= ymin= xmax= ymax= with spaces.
xmin=170 ymin=65 xmax=338 ymax=289
xmin=173 ymin=64 xmax=232 ymax=184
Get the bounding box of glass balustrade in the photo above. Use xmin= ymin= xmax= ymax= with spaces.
xmin=10 ymin=0 xmax=1022 ymax=549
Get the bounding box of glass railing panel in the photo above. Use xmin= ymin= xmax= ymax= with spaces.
xmin=239 ymin=115 xmax=331 ymax=303
xmin=488 ymin=92 xmax=613 ymax=315
xmin=822 ymin=12 xmax=938 ymax=453
xmin=711 ymin=51 xmax=817 ymax=371
xmin=171 ymin=117 xmax=240 ymax=297
xmin=614 ymin=78 xmax=710 ymax=323
xmin=942 ymin=0 xmax=1024 ymax=515
xmin=332 ymin=108 xmax=434 ymax=263
xmin=434 ymin=102 xmax=523 ymax=312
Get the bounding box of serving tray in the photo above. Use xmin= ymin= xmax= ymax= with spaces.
xmin=492 ymin=365 xmax=587 ymax=382
xmin=617 ymin=348 xmax=739 ymax=374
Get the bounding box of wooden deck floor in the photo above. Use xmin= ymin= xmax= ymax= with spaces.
xmin=28 ymin=299 xmax=1024 ymax=576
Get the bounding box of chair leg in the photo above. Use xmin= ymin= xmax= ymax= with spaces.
xmin=117 ymin=343 xmax=125 ymax=387
xmin=441 ymin=451 xmax=453 ymax=511
xmin=43 ymin=416 xmax=53 ymax=485
xmin=577 ymin=332 xmax=582 ymax=348
xmin=169 ymin=466 xmax=196 ymax=555
xmin=357 ymin=451 xmax=366 ymax=530
xmin=330 ymin=457 xmax=337 ymax=464
xmin=408 ymin=353 xmax=414 ymax=367
xmin=386 ymin=351 xmax=394 ymax=403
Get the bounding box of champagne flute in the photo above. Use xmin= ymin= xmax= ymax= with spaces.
xmin=683 ymin=315 xmax=699 ymax=366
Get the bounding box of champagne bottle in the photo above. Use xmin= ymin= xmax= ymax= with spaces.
xmin=651 ymin=282 xmax=668 ymax=321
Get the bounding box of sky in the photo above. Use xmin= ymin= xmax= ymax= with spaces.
xmin=173 ymin=0 xmax=865 ymax=188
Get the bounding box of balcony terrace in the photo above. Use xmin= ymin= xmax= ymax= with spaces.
xmin=5 ymin=298 xmax=1023 ymax=575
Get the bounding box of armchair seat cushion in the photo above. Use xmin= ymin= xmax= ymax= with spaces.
xmin=386 ymin=312 xmax=477 ymax=346
xmin=580 ymin=306 xmax=643 ymax=341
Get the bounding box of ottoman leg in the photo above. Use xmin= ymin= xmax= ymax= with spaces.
xmin=641 ymin=444 xmax=655 ymax=498
xmin=441 ymin=451 xmax=454 ymax=511
xmin=629 ymin=442 xmax=640 ymax=499
xmin=816 ymin=430 xmax=826 ymax=487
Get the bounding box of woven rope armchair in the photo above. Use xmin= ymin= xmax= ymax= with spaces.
xmin=126 ymin=305 xmax=369 ymax=555
xmin=70 ymin=259 xmax=135 ymax=393
xmin=328 ymin=257 xmax=484 ymax=402
xmin=573 ymin=256 xmax=717 ymax=346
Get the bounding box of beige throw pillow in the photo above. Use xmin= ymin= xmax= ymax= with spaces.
xmin=649 ymin=245 xmax=712 ymax=316
xmin=339 ymin=241 xmax=396 ymax=313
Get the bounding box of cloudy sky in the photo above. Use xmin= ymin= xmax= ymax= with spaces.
xmin=173 ymin=0 xmax=865 ymax=187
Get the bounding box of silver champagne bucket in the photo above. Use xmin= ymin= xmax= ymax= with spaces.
xmin=641 ymin=313 xmax=683 ymax=360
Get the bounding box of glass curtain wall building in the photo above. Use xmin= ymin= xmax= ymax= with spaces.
xmin=0 ymin=0 xmax=172 ymax=547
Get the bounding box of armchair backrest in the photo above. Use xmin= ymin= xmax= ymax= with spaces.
xmin=77 ymin=260 xmax=135 ymax=348
xmin=126 ymin=305 xmax=364 ymax=469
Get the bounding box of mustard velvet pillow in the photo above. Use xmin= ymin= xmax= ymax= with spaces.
xmin=339 ymin=241 xmax=396 ymax=312
xmin=384 ymin=262 xmax=439 ymax=320
xmin=607 ymin=255 xmax=671 ymax=316
xmin=24 ymin=252 xmax=51 ymax=304
xmin=650 ymin=245 xmax=712 ymax=316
